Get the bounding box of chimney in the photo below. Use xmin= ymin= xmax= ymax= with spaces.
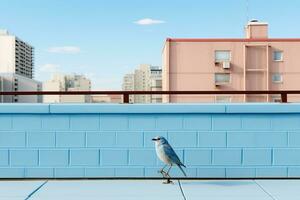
xmin=245 ymin=20 xmax=268 ymax=39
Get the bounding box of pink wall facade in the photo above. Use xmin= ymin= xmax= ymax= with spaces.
xmin=162 ymin=39 xmax=300 ymax=103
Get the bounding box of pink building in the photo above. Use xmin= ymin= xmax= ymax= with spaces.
xmin=162 ymin=21 xmax=300 ymax=103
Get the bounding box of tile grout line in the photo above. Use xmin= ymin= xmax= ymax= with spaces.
xmin=24 ymin=180 xmax=48 ymax=200
xmin=253 ymin=180 xmax=277 ymax=200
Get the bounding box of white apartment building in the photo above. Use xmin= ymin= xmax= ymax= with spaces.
xmin=0 ymin=30 xmax=34 ymax=79
xmin=0 ymin=30 xmax=41 ymax=103
xmin=43 ymin=74 xmax=91 ymax=103
xmin=0 ymin=73 xmax=42 ymax=103
xmin=122 ymin=64 xmax=162 ymax=103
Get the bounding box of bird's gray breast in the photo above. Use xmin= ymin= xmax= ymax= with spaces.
xmin=155 ymin=144 xmax=172 ymax=165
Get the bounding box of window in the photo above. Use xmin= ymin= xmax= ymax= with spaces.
xmin=272 ymin=73 xmax=283 ymax=83
xmin=215 ymin=50 xmax=231 ymax=62
xmin=216 ymin=96 xmax=231 ymax=103
xmin=273 ymin=51 xmax=283 ymax=61
xmin=215 ymin=73 xmax=230 ymax=84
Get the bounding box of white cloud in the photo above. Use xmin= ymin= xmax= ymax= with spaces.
xmin=134 ymin=18 xmax=165 ymax=25
xmin=39 ymin=64 xmax=61 ymax=73
xmin=47 ymin=46 xmax=81 ymax=54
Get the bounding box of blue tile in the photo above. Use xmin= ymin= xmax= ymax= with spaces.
xmin=198 ymin=132 xmax=226 ymax=147
xmin=70 ymin=149 xmax=99 ymax=166
xmin=55 ymin=168 xmax=85 ymax=178
xmin=272 ymin=114 xmax=300 ymax=130
xmin=144 ymin=131 xmax=167 ymax=147
xmin=226 ymin=168 xmax=256 ymax=178
xmin=86 ymin=132 xmax=115 ymax=147
xmin=256 ymin=167 xmax=287 ymax=177
xmin=167 ymin=167 xmax=196 ymax=177
xmin=243 ymin=149 xmax=272 ymax=165
xmin=39 ymin=150 xmax=69 ymax=166
xmin=25 ymin=168 xmax=54 ymax=178
xmin=185 ymin=149 xmax=211 ymax=165
xmin=116 ymin=131 xmax=143 ymax=147
xmin=128 ymin=115 xmax=156 ymax=130
xmin=42 ymin=115 xmax=69 ymax=130
xmin=115 ymin=167 xmax=144 ymax=177
xmin=168 ymin=131 xmax=197 ymax=147
xmin=213 ymin=115 xmax=241 ymax=130
xmin=27 ymin=132 xmax=55 ymax=147
xmin=70 ymin=115 xmax=100 ymax=130
xmin=197 ymin=168 xmax=226 ymax=178
xmin=12 ymin=115 xmax=42 ymax=130
xmin=0 ymin=115 xmax=12 ymax=130
xmin=0 ymin=132 xmax=25 ymax=147
xmin=227 ymin=132 xmax=287 ymax=147
xmin=183 ymin=115 xmax=211 ymax=130
xmin=101 ymin=149 xmax=128 ymax=165
xmin=56 ymin=132 xmax=85 ymax=147
xmin=273 ymin=149 xmax=300 ymax=165
xmin=100 ymin=115 xmax=128 ymax=130
xmin=0 ymin=150 xmax=8 ymax=166
xmin=0 ymin=168 xmax=24 ymax=178
xmin=289 ymin=132 xmax=300 ymax=147
xmin=10 ymin=150 xmax=38 ymax=166
xmin=85 ymin=168 xmax=115 ymax=177
xmin=156 ymin=115 xmax=183 ymax=130
xmin=242 ymin=115 xmax=271 ymax=130
xmin=129 ymin=150 xmax=156 ymax=165
xmin=288 ymin=167 xmax=300 ymax=177
xmin=213 ymin=149 xmax=242 ymax=165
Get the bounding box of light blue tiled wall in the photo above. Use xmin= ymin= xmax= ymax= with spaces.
xmin=0 ymin=103 xmax=300 ymax=178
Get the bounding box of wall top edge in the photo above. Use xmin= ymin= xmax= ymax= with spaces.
xmin=0 ymin=103 xmax=300 ymax=114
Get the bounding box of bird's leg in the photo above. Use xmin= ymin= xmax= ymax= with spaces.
xmin=166 ymin=164 xmax=172 ymax=177
xmin=163 ymin=164 xmax=173 ymax=184
xmin=158 ymin=164 xmax=168 ymax=176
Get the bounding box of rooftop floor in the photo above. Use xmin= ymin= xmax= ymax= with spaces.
xmin=1 ymin=179 xmax=299 ymax=200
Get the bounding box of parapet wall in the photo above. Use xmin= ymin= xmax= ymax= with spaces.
xmin=0 ymin=103 xmax=300 ymax=178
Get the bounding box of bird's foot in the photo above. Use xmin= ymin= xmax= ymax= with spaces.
xmin=162 ymin=178 xmax=173 ymax=184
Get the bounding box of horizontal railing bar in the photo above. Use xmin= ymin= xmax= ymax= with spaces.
xmin=0 ymin=90 xmax=298 ymax=95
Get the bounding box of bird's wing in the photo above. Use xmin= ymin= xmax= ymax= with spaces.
xmin=162 ymin=144 xmax=184 ymax=166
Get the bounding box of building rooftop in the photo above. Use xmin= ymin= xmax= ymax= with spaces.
xmin=166 ymin=38 xmax=300 ymax=42
xmin=2 ymin=179 xmax=299 ymax=199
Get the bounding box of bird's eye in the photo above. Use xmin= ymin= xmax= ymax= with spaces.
xmin=157 ymin=138 xmax=161 ymax=140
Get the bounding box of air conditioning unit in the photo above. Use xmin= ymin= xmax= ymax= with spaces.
xmin=222 ymin=61 xmax=230 ymax=69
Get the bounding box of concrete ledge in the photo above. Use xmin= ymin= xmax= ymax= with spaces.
xmin=49 ymin=104 xmax=226 ymax=114
xmin=0 ymin=104 xmax=49 ymax=113
xmin=226 ymin=103 xmax=300 ymax=113
xmin=0 ymin=103 xmax=299 ymax=114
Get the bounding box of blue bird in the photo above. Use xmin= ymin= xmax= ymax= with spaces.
xmin=152 ymin=136 xmax=187 ymax=180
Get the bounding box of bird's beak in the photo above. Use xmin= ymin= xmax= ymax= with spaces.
xmin=152 ymin=138 xmax=157 ymax=141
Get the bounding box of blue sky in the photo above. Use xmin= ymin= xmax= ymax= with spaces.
xmin=1 ymin=0 xmax=300 ymax=89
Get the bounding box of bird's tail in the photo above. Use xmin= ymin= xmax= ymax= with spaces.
xmin=177 ymin=164 xmax=187 ymax=177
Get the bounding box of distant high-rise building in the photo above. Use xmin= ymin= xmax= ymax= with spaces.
xmin=0 ymin=30 xmax=41 ymax=103
xmin=122 ymin=64 xmax=162 ymax=103
xmin=0 ymin=30 xmax=34 ymax=79
xmin=43 ymin=74 xmax=91 ymax=103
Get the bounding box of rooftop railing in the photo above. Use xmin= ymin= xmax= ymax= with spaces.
xmin=0 ymin=90 xmax=300 ymax=103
